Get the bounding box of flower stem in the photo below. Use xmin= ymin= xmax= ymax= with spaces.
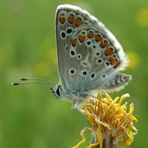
xmin=103 ymin=136 xmax=117 ymax=148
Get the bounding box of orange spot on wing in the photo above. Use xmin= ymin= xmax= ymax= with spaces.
xmin=104 ymin=49 xmax=113 ymax=56
xmin=87 ymin=31 xmax=94 ymax=39
xmin=100 ymin=39 xmax=109 ymax=48
xmin=71 ymin=39 xmax=77 ymax=47
xmin=78 ymin=35 xmax=86 ymax=43
xmin=114 ymin=62 xmax=120 ymax=68
xmin=68 ymin=15 xmax=74 ymax=24
xmin=59 ymin=16 xmax=65 ymax=24
xmin=95 ymin=34 xmax=102 ymax=41
xmin=108 ymin=57 xmax=117 ymax=65
xmin=75 ymin=18 xmax=83 ymax=27
xmin=108 ymin=57 xmax=120 ymax=68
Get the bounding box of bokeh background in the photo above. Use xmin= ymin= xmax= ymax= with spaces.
xmin=1 ymin=0 xmax=148 ymax=147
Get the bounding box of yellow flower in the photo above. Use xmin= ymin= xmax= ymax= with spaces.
xmin=127 ymin=51 xmax=140 ymax=70
xmin=136 ymin=8 xmax=148 ymax=27
xmin=73 ymin=92 xmax=138 ymax=148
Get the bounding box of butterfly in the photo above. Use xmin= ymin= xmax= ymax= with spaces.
xmin=52 ymin=4 xmax=131 ymax=106
xmin=12 ymin=4 xmax=132 ymax=108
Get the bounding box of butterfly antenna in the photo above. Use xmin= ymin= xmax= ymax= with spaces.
xmin=11 ymin=77 xmax=54 ymax=91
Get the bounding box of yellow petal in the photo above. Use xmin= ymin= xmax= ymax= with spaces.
xmin=96 ymin=125 xmax=103 ymax=148
xmin=72 ymin=127 xmax=93 ymax=148
xmin=129 ymin=103 xmax=134 ymax=113
xmin=119 ymin=94 xmax=130 ymax=105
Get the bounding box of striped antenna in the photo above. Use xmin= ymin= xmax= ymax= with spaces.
xmin=11 ymin=77 xmax=54 ymax=91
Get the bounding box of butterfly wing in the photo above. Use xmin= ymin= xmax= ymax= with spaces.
xmin=55 ymin=4 xmax=131 ymax=98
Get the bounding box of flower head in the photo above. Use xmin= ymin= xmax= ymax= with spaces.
xmin=73 ymin=92 xmax=138 ymax=148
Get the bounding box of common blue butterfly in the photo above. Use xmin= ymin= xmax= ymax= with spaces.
xmin=12 ymin=4 xmax=131 ymax=108
xmin=53 ymin=4 xmax=131 ymax=106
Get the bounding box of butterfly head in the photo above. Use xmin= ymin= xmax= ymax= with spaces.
xmin=52 ymin=84 xmax=64 ymax=98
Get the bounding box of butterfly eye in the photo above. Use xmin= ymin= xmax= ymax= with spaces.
xmin=53 ymin=84 xmax=62 ymax=97
xmin=60 ymin=31 xmax=66 ymax=39
xmin=55 ymin=86 xmax=61 ymax=96
xmin=69 ymin=68 xmax=76 ymax=75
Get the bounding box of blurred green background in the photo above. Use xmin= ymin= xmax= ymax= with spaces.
xmin=0 ymin=0 xmax=148 ymax=147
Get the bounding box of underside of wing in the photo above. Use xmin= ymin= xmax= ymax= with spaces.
xmin=55 ymin=4 xmax=129 ymax=97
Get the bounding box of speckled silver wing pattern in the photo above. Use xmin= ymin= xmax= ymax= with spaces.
xmin=55 ymin=4 xmax=131 ymax=100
